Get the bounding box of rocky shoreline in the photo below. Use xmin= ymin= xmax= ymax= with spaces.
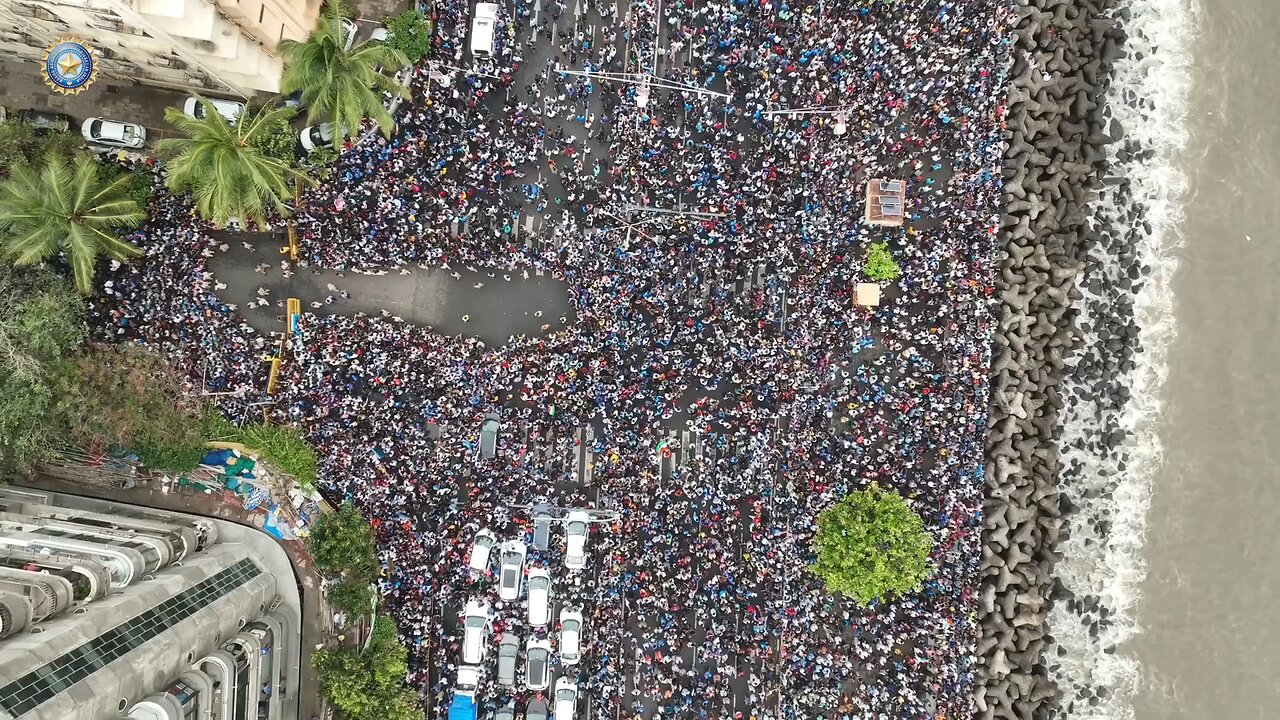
xmin=978 ymin=0 xmax=1126 ymax=717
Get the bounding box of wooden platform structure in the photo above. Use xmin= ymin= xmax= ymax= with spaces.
xmin=854 ymin=283 xmax=881 ymax=307
xmin=865 ymin=178 xmax=907 ymax=226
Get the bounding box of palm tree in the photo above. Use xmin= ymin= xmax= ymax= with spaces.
xmin=0 ymin=151 xmax=144 ymax=294
xmin=159 ymin=97 xmax=299 ymax=228
xmin=280 ymin=0 xmax=410 ymax=138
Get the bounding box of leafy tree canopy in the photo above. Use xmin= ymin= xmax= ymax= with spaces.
xmin=313 ymin=615 xmax=423 ymax=720
xmin=158 ymin=98 xmax=300 ymax=228
xmin=0 ymin=150 xmax=144 ymax=294
xmin=249 ymin=109 xmax=301 ymax=165
xmin=329 ymin=578 xmax=375 ymax=617
xmin=306 ymin=501 xmax=378 ymax=578
xmin=809 ymin=484 xmax=934 ymax=605
xmin=51 ymin=343 xmax=209 ymax=472
xmin=863 ymin=241 xmax=901 ymax=282
xmin=0 ymin=267 xmax=86 ymax=471
xmin=385 ymin=9 xmax=433 ymax=63
xmin=280 ymin=1 xmax=410 ymax=137
xmin=0 ymin=123 xmax=83 ymax=175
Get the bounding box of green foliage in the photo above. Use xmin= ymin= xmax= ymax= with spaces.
xmin=158 ymin=98 xmax=302 ymax=228
xmin=809 ymin=484 xmax=934 ymax=605
xmin=124 ymin=170 xmax=155 ymax=208
xmin=100 ymin=160 xmax=156 ymax=210
xmin=329 ymin=578 xmax=375 ymax=616
xmin=0 ymin=267 xmax=86 ymax=471
xmin=51 ymin=344 xmax=208 ymax=471
xmin=205 ymin=414 xmax=318 ymax=490
xmin=863 ymin=241 xmax=901 ymax=281
xmin=313 ymin=616 xmax=423 ymax=720
xmin=0 ymin=124 xmax=84 ymax=175
xmin=280 ymin=1 xmax=410 ymax=137
xmin=0 ymin=150 xmax=144 ymax=294
xmin=302 ymin=146 xmax=339 ymax=181
xmin=248 ymin=107 xmax=300 ymax=165
xmin=863 ymin=241 xmax=901 ymax=282
xmin=306 ymin=501 xmax=378 ymax=578
xmin=385 ymin=9 xmax=433 ymax=63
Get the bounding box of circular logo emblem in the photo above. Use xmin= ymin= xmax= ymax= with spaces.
xmin=43 ymin=38 xmax=97 ymax=95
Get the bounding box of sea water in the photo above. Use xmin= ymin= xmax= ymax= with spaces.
xmin=1045 ymin=0 xmax=1280 ymax=717
xmin=1128 ymin=0 xmax=1280 ymax=717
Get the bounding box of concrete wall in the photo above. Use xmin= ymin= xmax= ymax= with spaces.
xmin=0 ymin=0 xmax=320 ymax=96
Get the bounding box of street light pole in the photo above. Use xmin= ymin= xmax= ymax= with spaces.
xmin=555 ymin=67 xmax=731 ymax=102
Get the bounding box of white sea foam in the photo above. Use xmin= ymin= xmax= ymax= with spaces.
xmin=1047 ymin=1 xmax=1196 ymax=718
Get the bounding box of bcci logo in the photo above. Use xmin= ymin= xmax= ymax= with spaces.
xmin=43 ymin=37 xmax=98 ymax=95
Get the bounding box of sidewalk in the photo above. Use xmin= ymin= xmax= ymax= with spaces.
xmin=0 ymin=55 xmax=190 ymax=142
xmin=21 ymin=470 xmax=336 ymax=720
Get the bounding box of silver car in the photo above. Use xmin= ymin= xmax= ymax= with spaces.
xmin=526 ymin=697 xmax=548 ymax=720
xmin=479 ymin=413 xmax=500 ymax=459
xmin=525 ymin=637 xmax=552 ymax=691
xmin=496 ymin=634 xmax=519 ymax=687
xmin=493 ymin=701 xmax=515 ymax=720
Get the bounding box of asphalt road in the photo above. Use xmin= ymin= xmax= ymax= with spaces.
xmin=209 ymin=232 xmax=575 ymax=346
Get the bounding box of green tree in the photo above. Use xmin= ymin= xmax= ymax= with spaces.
xmin=0 ymin=151 xmax=144 ymax=294
xmin=306 ymin=501 xmax=378 ymax=577
xmin=159 ymin=98 xmax=300 ymax=228
xmin=51 ymin=344 xmax=208 ymax=472
xmin=809 ymin=484 xmax=934 ymax=605
xmin=313 ymin=615 xmax=423 ymax=720
xmin=385 ymin=9 xmax=433 ymax=63
xmin=0 ymin=267 xmax=86 ymax=471
xmin=249 ymin=110 xmax=300 ymax=165
xmin=99 ymin=160 xmax=156 ymax=209
xmin=0 ymin=124 xmax=84 ymax=175
xmin=329 ymin=578 xmax=375 ymax=617
xmin=280 ymin=1 xmax=410 ymax=137
xmin=863 ymin=241 xmax=901 ymax=281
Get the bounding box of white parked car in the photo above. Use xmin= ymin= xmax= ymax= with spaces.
xmin=527 ymin=568 xmax=551 ymax=627
xmin=554 ymin=677 xmax=579 ymax=720
xmin=300 ymin=122 xmax=338 ymax=153
xmin=183 ymin=96 xmax=245 ymax=123
xmin=341 ymin=17 xmax=357 ymax=50
xmin=497 ymin=540 xmax=527 ymax=601
xmin=564 ymin=510 xmax=590 ymax=571
xmin=81 ymin=117 xmax=146 ymax=149
xmin=558 ymin=609 xmax=583 ymax=665
xmin=461 ymin=599 xmax=490 ymax=664
xmin=468 ymin=528 xmax=497 ymax=575
xmin=369 ymin=25 xmax=388 ymax=43
xmin=525 ymin=637 xmax=552 ymax=691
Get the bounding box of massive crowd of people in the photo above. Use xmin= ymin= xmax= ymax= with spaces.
xmin=88 ymin=0 xmax=1013 ymax=718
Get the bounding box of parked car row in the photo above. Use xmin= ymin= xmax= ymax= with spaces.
xmin=456 ymin=516 xmax=598 ymax=720
xmin=468 ymin=514 xmax=592 ymax=582
xmin=487 ymin=681 xmax=576 ymax=720
xmin=459 ymin=599 xmax=583 ymax=717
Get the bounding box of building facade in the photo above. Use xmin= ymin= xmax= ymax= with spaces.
xmin=0 ymin=486 xmax=299 ymax=720
xmin=0 ymin=0 xmax=321 ymax=96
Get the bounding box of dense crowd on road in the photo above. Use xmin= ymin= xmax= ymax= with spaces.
xmin=87 ymin=1 xmax=1013 ymax=718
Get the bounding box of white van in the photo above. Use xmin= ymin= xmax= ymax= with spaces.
xmin=470 ymin=2 xmax=499 ymax=58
